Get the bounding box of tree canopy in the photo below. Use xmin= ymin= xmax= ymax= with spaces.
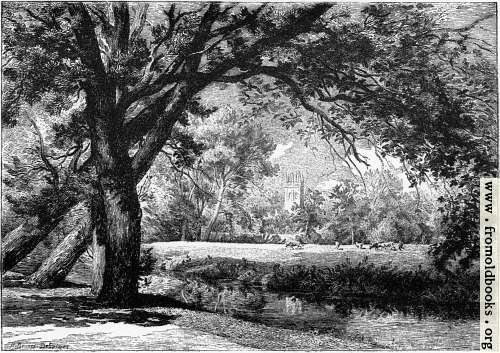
xmin=1 ymin=2 xmax=497 ymax=304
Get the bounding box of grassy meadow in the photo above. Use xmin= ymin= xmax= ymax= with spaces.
xmin=147 ymin=241 xmax=434 ymax=271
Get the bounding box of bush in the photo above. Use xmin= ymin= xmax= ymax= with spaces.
xmin=170 ymin=257 xmax=478 ymax=314
xmin=171 ymin=256 xmax=270 ymax=284
xmin=139 ymin=247 xmax=157 ymax=275
xmin=205 ymin=230 xmax=284 ymax=244
xmin=141 ymin=185 xmax=205 ymax=243
xmin=261 ymin=210 xmax=294 ymax=234
xmin=368 ymin=211 xmax=430 ymax=244
xmin=265 ymin=259 xmax=479 ymax=305
xmin=431 ymin=183 xmax=480 ymax=271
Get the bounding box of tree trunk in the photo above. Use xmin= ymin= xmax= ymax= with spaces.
xmin=90 ymin=191 xmax=107 ymax=295
xmin=1 ymin=218 xmax=51 ymax=273
xmin=1 ymin=203 xmax=80 ymax=273
xmin=305 ymin=216 xmax=311 ymax=238
xmin=180 ymin=219 xmax=188 ymax=241
xmin=204 ymin=182 xmax=225 ymax=241
xmin=27 ymin=211 xmax=92 ymax=288
xmin=95 ymin=170 xmax=142 ymax=307
xmin=348 ymin=217 xmax=354 ymax=245
xmin=91 ymin=228 xmax=106 ymax=295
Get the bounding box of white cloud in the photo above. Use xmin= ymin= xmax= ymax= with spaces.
xmin=269 ymin=142 xmax=293 ymax=160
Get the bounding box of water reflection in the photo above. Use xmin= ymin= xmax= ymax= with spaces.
xmin=257 ymin=293 xmax=478 ymax=350
xmin=284 ymin=296 xmax=303 ymax=315
xmin=141 ymin=275 xmax=478 ymax=350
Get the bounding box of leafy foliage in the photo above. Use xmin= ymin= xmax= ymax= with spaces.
xmin=319 ymin=170 xmax=436 ymax=245
xmin=430 ymin=179 xmax=480 ymax=271
xmin=267 ymin=259 xmax=479 ymax=308
xmin=138 ymin=247 xmax=157 ymax=276
xmin=1 ymin=3 xmax=496 ymax=275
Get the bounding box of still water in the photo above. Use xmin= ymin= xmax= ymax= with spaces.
xmin=243 ymin=293 xmax=478 ymax=350
xmin=143 ymin=275 xmax=479 ymax=350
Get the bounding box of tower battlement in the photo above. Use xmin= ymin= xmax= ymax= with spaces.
xmin=283 ymin=171 xmax=304 ymax=211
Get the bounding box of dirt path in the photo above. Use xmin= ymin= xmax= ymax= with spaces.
xmin=1 ymin=286 xmax=249 ymax=350
xmin=1 ymin=286 xmax=376 ymax=350
xmin=3 ymin=322 xmax=248 ymax=350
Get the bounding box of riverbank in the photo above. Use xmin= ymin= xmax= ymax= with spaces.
xmin=1 ymin=286 xmax=377 ymax=350
xmin=3 ymin=242 xmax=479 ymax=350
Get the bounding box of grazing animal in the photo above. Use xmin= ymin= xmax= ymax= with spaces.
xmin=429 ymin=242 xmax=441 ymax=251
xmin=379 ymin=242 xmax=394 ymax=249
xmin=355 ymin=242 xmax=364 ymax=249
xmin=369 ymin=242 xmax=380 ymax=250
xmin=285 ymin=240 xmax=303 ymax=250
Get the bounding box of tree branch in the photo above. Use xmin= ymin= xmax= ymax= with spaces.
xmin=255 ymin=66 xmax=369 ymax=166
xmin=112 ymin=2 xmax=130 ymax=53
xmin=67 ymin=3 xmax=107 ymax=86
xmin=130 ymin=3 xmax=149 ymax=42
xmin=131 ymin=84 xmax=189 ymax=181
xmin=27 ymin=116 xmax=60 ymax=190
xmin=161 ymin=149 xmax=214 ymax=198
xmin=443 ymin=12 xmax=494 ymax=33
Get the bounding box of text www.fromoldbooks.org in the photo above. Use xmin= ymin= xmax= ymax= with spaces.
xmin=481 ymin=178 xmax=499 ymax=351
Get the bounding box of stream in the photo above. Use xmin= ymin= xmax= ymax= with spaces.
xmin=141 ymin=274 xmax=479 ymax=350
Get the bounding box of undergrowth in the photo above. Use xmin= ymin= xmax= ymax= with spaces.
xmin=169 ymin=255 xmax=479 ymax=306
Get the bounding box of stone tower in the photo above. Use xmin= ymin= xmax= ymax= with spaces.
xmin=283 ymin=171 xmax=304 ymax=211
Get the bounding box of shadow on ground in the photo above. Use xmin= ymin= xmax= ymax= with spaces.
xmin=2 ymin=285 xmax=190 ymax=329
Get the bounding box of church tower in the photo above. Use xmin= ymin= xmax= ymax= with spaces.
xmin=283 ymin=171 xmax=304 ymax=211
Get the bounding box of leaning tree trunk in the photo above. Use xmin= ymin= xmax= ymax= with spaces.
xmin=1 ymin=217 xmax=54 ymax=273
xmin=204 ymin=182 xmax=225 ymax=241
xmin=27 ymin=206 xmax=92 ymax=288
xmin=1 ymin=202 xmax=80 ymax=273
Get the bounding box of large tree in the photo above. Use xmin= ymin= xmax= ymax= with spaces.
xmin=2 ymin=2 xmax=332 ymax=305
xmin=2 ymin=3 xmax=496 ymax=303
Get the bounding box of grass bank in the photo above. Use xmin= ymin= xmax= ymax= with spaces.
xmin=166 ymin=254 xmax=479 ymax=314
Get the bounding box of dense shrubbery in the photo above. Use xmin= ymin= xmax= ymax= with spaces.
xmin=430 ymin=180 xmax=481 ymax=271
xmin=266 ymin=259 xmax=478 ymax=305
xmin=199 ymin=231 xmax=283 ymax=244
xmin=169 ymin=256 xmax=478 ymax=306
xmin=171 ymin=256 xmax=270 ymax=284
xmin=138 ymin=247 xmax=157 ymax=276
